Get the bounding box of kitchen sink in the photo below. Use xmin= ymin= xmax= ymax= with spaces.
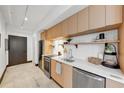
xmin=61 ymin=58 xmax=75 ymax=62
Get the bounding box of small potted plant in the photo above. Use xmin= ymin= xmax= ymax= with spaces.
xmin=64 ymin=38 xmax=72 ymax=44
xmin=105 ymin=44 xmax=113 ymax=53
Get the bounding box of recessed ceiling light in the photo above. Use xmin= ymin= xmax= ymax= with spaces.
xmin=24 ymin=17 xmax=28 ymax=21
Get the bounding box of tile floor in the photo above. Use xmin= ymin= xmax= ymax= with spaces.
xmin=0 ymin=63 xmax=60 ymax=88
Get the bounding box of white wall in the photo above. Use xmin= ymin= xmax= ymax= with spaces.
xmin=0 ymin=12 xmax=7 ymax=78
xmin=32 ymin=32 xmax=41 ymax=65
xmin=53 ymin=30 xmax=118 ymax=60
xmin=6 ymin=26 xmax=33 ymax=64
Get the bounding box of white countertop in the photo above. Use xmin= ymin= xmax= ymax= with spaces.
xmin=52 ymin=56 xmax=124 ymax=84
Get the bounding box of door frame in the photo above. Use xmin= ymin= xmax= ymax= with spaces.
xmin=8 ymin=35 xmax=27 ymax=66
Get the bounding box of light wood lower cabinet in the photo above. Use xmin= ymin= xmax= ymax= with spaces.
xmin=51 ymin=60 xmax=64 ymax=86
xmin=106 ymin=78 xmax=124 ymax=88
xmin=51 ymin=60 xmax=124 ymax=88
xmin=63 ymin=63 xmax=72 ymax=88
xmin=51 ymin=60 xmax=72 ymax=88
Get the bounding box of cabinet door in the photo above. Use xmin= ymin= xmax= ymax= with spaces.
xmin=68 ymin=14 xmax=78 ymax=35
xmin=61 ymin=19 xmax=69 ymax=36
xmin=51 ymin=60 xmax=64 ymax=86
xmin=106 ymin=5 xmax=122 ymax=26
xmin=106 ymin=78 xmax=124 ymax=88
xmin=51 ymin=60 xmax=56 ymax=79
xmin=46 ymin=29 xmax=52 ymax=40
xmin=44 ymin=40 xmax=52 ymax=55
xmin=119 ymin=24 xmax=124 ymax=74
xmin=63 ymin=63 xmax=72 ymax=88
xmin=89 ymin=5 xmax=106 ymax=30
xmin=54 ymin=23 xmax=62 ymax=38
xmin=78 ymin=7 xmax=89 ymax=33
xmin=47 ymin=27 xmax=56 ymax=40
xmin=41 ymin=32 xmax=46 ymax=40
xmin=47 ymin=24 xmax=62 ymax=39
xmin=46 ymin=30 xmax=49 ymax=40
xmin=50 ymin=26 xmax=56 ymax=39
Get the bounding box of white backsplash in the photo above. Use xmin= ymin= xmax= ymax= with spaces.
xmin=52 ymin=29 xmax=118 ymax=60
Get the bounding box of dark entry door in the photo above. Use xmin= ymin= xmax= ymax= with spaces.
xmin=8 ymin=35 xmax=27 ymax=66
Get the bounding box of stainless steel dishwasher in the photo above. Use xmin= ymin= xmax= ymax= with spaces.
xmin=73 ymin=67 xmax=105 ymax=88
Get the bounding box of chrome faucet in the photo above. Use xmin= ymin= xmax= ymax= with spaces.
xmin=62 ymin=48 xmax=74 ymax=62
xmin=69 ymin=49 xmax=73 ymax=59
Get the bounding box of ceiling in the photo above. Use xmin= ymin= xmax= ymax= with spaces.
xmin=0 ymin=5 xmax=88 ymax=34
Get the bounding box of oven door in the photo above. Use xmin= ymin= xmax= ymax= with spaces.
xmin=44 ymin=57 xmax=51 ymax=78
xmin=44 ymin=61 xmax=50 ymax=72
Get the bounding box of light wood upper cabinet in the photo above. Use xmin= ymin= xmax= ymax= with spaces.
xmin=68 ymin=14 xmax=78 ymax=35
xmin=46 ymin=23 xmax=62 ymax=40
xmin=46 ymin=5 xmax=123 ymax=39
xmin=106 ymin=5 xmax=122 ymax=26
xmin=41 ymin=31 xmax=46 ymax=40
xmin=61 ymin=19 xmax=69 ymax=36
xmin=78 ymin=7 xmax=89 ymax=33
xmin=46 ymin=29 xmax=53 ymax=40
xmin=51 ymin=26 xmax=57 ymax=39
xmin=54 ymin=23 xmax=62 ymax=38
xmin=44 ymin=40 xmax=53 ymax=55
xmin=89 ymin=5 xmax=106 ymax=30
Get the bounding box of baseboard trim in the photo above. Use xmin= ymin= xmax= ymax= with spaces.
xmin=0 ymin=67 xmax=7 ymax=84
xmin=7 ymin=61 xmax=33 ymax=67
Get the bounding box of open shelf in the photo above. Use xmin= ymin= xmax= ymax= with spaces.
xmin=64 ymin=40 xmax=119 ymax=45
xmin=63 ymin=40 xmax=120 ymax=48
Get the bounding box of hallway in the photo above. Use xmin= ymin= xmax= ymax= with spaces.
xmin=0 ymin=63 xmax=60 ymax=88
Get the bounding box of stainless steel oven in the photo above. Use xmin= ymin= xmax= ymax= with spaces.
xmin=44 ymin=55 xmax=57 ymax=78
xmin=44 ymin=56 xmax=51 ymax=78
